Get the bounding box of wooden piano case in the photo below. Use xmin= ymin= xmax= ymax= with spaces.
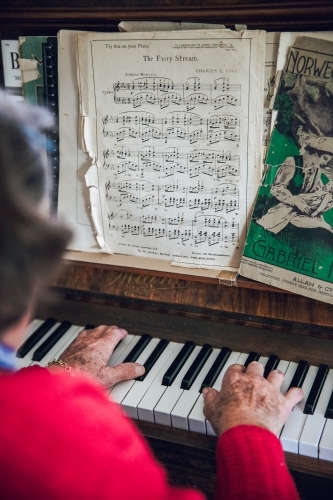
xmin=1 ymin=2 xmax=333 ymax=498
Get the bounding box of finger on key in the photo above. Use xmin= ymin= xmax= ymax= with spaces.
xmin=226 ymin=363 xmax=246 ymax=375
xmin=102 ymin=325 xmax=128 ymax=342
xmin=267 ymin=369 xmax=285 ymax=390
xmin=101 ymin=362 xmax=145 ymax=387
xmin=284 ymin=386 xmax=304 ymax=410
xmin=246 ymin=360 xmax=265 ymax=377
xmin=221 ymin=363 xmax=246 ymax=388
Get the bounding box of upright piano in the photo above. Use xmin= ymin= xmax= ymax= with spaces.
xmin=1 ymin=1 xmax=333 ymax=498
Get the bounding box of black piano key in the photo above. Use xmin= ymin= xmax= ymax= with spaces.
xmin=84 ymin=324 xmax=95 ymax=330
xmin=244 ymin=351 xmax=260 ymax=368
xmin=122 ymin=333 xmax=151 ymax=363
xmin=162 ymin=341 xmax=195 ymax=387
xmin=200 ymin=347 xmax=232 ymax=392
xmin=304 ymin=364 xmax=329 ymax=415
xmin=16 ymin=318 xmax=56 ymax=358
xmin=136 ymin=339 xmax=169 ymax=382
xmin=32 ymin=321 xmax=72 ymax=361
xmin=181 ymin=344 xmax=213 ymax=390
xmin=264 ymin=354 xmax=280 ymax=378
xmin=324 ymin=389 xmax=333 ymax=419
xmin=288 ymin=359 xmax=309 ymax=390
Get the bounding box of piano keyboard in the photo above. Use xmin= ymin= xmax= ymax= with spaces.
xmin=16 ymin=318 xmax=333 ymax=462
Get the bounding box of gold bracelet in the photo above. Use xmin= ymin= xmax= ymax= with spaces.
xmin=48 ymin=359 xmax=75 ymax=377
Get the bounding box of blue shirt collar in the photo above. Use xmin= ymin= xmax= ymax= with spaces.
xmin=0 ymin=342 xmax=17 ymax=372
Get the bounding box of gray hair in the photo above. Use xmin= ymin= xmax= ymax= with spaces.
xmin=0 ymin=93 xmax=71 ymax=335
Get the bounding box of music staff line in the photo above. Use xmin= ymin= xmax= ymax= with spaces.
xmin=104 ymin=159 xmax=240 ymax=179
xmin=113 ymin=76 xmax=239 ymax=93
xmin=108 ymin=220 xmax=239 ymax=245
xmin=108 ymin=210 xmax=238 ymax=228
xmin=105 ymin=190 xmax=239 ymax=213
xmin=102 ymin=111 xmax=239 ymax=129
xmin=103 ymin=146 xmax=240 ymax=163
xmin=114 ymin=92 xmax=240 ymax=111
xmin=113 ymin=77 xmax=241 ymax=111
xmin=106 ymin=180 xmax=239 ymax=197
xmin=102 ymin=111 xmax=240 ymax=145
xmin=103 ymin=119 xmax=239 ymax=146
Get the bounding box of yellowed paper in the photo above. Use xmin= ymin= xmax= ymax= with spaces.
xmin=77 ymin=29 xmax=265 ymax=272
xmin=57 ymin=30 xmax=101 ymax=252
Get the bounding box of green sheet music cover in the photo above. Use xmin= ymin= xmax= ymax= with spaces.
xmin=240 ymin=35 xmax=333 ymax=304
xmin=19 ymin=36 xmax=49 ymax=106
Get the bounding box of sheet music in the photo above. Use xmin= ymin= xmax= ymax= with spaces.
xmin=77 ymin=30 xmax=265 ymax=270
xmin=269 ymin=31 xmax=333 ymax=137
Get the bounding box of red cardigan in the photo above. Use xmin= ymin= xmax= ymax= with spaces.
xmin=0 ymin=366 xmax=299 ymax=499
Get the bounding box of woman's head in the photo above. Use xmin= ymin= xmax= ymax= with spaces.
xmin=0 ymin=94 xmax=71 ymax=336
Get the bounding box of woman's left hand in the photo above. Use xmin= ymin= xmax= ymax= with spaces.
xmin=48 ymin=325 xmax=144 ymax=388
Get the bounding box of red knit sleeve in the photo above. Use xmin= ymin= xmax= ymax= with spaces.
xmin=215 ymin=425 xmax=300 ymax=500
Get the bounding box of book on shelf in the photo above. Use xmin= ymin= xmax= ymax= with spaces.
xmin=18 ymin=35 xmax=59 ymax=215
xmin=58 ymin=27 xmax=267 ymax=283
xmin=240 ymin=34 xmax=333 ymax=304
xmin=19 ymin=35 xmax=49 ymax=106
xmin=1 ymin=39 xmax=23 ymax=103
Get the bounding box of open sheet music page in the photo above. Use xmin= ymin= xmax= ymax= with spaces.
xmin=77 ymin=30 xmax=265 ymax=271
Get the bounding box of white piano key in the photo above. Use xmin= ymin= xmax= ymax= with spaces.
xmin=319 ymin=418 xmax=333 ymax=462
xmin=171 ymin=348 xmax=221 ymax=430
xmin=154 ymin=345 xmax=203 ymax=427
xmin=280 ymin=365 xmax=318 ymax=453
xmin=258 ymin=355 xmax=269 ymax=366
xmin=137 ymin=343 xmax=184 ymax=423
xmin=280 ymin=361 xmax=298 ymax=395
xmin=32 ymin=324 xmax=84 ymax=367
xmin=299 ymin=369 xmax=333 ymax=458
xmin=276 ymin=359 xmax=289 ymax=375
xmin=106 ymin=334 xmax=138 ymax=367
xmin=121 ymin=341 xmax=180 ymax=419
xmin=110 ymin=337 xmax=160 ymax=405
xmin=235 ymin=352 xmax=249 ymax=366
xmin=188 ymin=350 xmax=243 ymax=434
xmin=15 ymin=321 xmax=62 ymax=370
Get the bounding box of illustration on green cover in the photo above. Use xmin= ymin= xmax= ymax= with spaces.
xmin=19 ymin=36 xmax=48 ymax=106
xmin=243 ymin=36 xmax=333 ymax=285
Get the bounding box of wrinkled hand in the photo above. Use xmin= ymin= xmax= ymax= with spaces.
xmin=202 ymin=361 xmax=304 ymax=437
xmin=50 ymin=325 xmax=144 ymax=388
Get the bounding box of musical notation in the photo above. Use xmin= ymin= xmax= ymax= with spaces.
xmin=113 ymin=77 xmax=241 ymax=112
xmin=113 ymin=76 xmax=239 ymax=94
xmin=102 ymin=147 xmax=240 ymax=179
xmin=97 ymin=72 xmax=245 ymax=256
xmin=102 ymin=111 xmax=240 ymax=145
xmin=83 ymin=30 xmax=265 ymax=267
xmin=107 ymin=210 xmax=239 ymax=246
xmin=105 ymin=179 xmax=239 ymax=210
